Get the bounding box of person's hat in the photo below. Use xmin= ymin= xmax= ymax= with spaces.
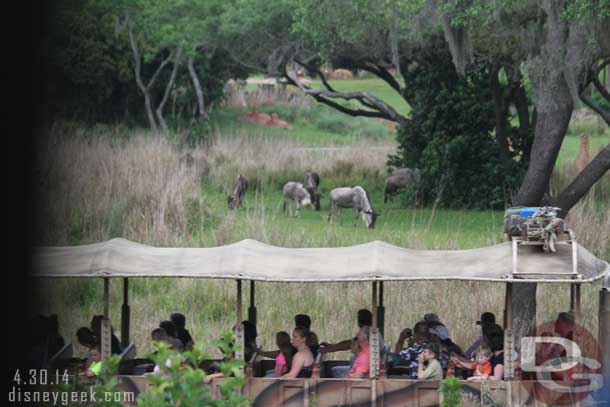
xmin=557 ymin=312 xmax=574 ymax=322
xmin=429 ymin=326 xmax=450 ymax=341
xmin=423 ymin=313 xmax=441 ymax=323
xmin=476 ymin=312 xmax=495 ymax=325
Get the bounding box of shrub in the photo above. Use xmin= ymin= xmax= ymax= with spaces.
xmin=388 ymin=36 xmax=527 ymax=209
xmin=138 ymin=333 xmax=247 ymax=407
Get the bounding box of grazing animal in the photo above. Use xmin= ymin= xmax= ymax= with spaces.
xmin=330 ymin=69 xmax=354 ymax=80
xmin=228 ymin=175 xmax=248 ymax=210
xmin=328 ymin=186 xmax=379 ymax=229
xmin=282 ymin=182 xmax=313 ymax=216
xmin=303 ymin=172 xmax=321 ymax=211
xmin=384 ymin=168 xmax=420 ymax=203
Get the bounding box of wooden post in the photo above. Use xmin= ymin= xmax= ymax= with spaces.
xmin=377 ymin=281 xmax=385 ymax=339
xmin=248 ymin=280 xmax=257 ymax=326
xmin=573 ymin=283 xmax=581 ymax=324
xmin=235 ymin=280 xmax=244 ymax=368
xmin=101 ymin=278 xmax=112 ymax=359
xmin=599 ymin=275 xmax=610 ymax=398
xmin=504 ymin=282 xmax=515 ymax=380
xmin=121 ymin=278 xmax=130 ymax=348
xmin=370 ymin=281 xmax=379 ymax=407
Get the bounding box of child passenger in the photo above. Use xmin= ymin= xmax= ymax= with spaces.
xmin=273 ymin=331 xmax=294 ymax=377
xmin=452 ymin=345 xmax=493 ymax=381
xmin=417 ymin=342 xmax=443 ymax=380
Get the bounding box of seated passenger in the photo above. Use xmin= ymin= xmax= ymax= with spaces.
xmin=47 ymin=314 xmax=66 ymax=358
xmin=417 ymin=342 xmax=443 ymax=380
xmin=295 ymin=314 xmax=319 ymax=357
xmin=159 ymin=320 xmax=184 ymax=352
xmin=265 ymin=331 xmax=294 ymax=377
xmin=331 ymin=337 xmax=358 ymax=378
xmin=76 ymin=327 xmax=97 ymax=369
xmin=258 ymin=314 xmax=316 ymax=360
xmin=423 ymin=313 xmax=450 ymax=341
xmin=90 ymin=315 xmax=122 ymax=355
xmin=282 ymin=327 xmax=314 ymax=379
xmin=392 ymin=321 xmax=430 ymax=378
xmin=347 ymin=326 xmax=371 ymax=379
xmin=171 ymin=312 xmax=195 ymax=351
xmin=242 ymin=320 xmax=258 ymax=363
xmin=451 ymin=345 xmax=493 ymax=381
xmin=81 ymin=345 xmax=103 ymax=378
xmin=463 ymin=312 xmax=496 ymax=359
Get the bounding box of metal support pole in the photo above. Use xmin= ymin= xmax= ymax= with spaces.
xmin=573 ymin=283 xmax=581 ymax=324
xmin=599 ymin=275 xmax=610 ymax=399
xmin=370 ymin=281 xmax=379 ymax=407
xmin=248 ymin=280 xmax=257 ymax=326
xmin=101 ymin=278 xmax=112 ymax=359
xmin=235 ymin=280 xmax=244 ymax=367
xmin=504 ymin=283 xmax=515 ymax=380
xmin=121 ymin=278 xmax=130 ymax=348
xmin=570 ymin=283 xmax=575 ymax=312
xmin=377 ymin=281 xmax=385 ymax=339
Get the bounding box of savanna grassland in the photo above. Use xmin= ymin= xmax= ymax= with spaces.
xmin=31 ymin=78 xmax=609 ymax=361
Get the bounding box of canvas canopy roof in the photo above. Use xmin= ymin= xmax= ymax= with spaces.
xmin=31 ymin=238 xmax=609 ymax=283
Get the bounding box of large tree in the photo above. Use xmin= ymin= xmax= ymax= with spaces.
xmin=226 ymin=0 xmax=610 ymax=347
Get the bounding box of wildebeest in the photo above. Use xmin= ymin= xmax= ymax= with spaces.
xmin=328 ymin=186 xmax=379 ymax=229
xmin=384 ymin=168 xmax=420 ymax=203
xmin=282 ymin=181 xmax=313 ymax=216
xmin=303 ymin=172 xmax=321 ymax=211
xmin=228 ymin=175 xmax=248 ymax=210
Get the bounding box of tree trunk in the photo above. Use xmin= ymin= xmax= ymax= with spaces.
xmin=156 ymin=47 xmax=183 ymax=133
xmin=188 ymin=56 xmax=207 ymax=120
xmin=490 ymin=64 xmax=512 ymax=163
xmin=555 ymin=144 xmax=610 ymax=215
xmin=513 ymin=100 xmax=573 ymax=206
xmin=128 ymin=24 xmax=158 ymax=132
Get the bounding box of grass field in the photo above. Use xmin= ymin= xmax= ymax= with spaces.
xmin=31 ymin=78 xmax=609 ymax=361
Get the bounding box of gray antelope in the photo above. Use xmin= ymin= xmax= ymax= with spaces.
xmin=328 ymin=186 xmax=379 ymax=229
xmin=384 ymin=167 xmax=420 ymax=203
xmin=282 ymin=181 xmax=313 ymax=216
xmin=227 ymin=175 xmax=248 ymax=210
xmin=303 ymin=171 xmax=321 ymax=211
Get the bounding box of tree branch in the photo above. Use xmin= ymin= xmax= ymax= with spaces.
xmin=284 ymin=68 xmax=409 ymax=125
xmin=359 ymin=61 xmax=402 ymax=95
xmin=556 ymin=143 xmax=610 ymax=215
xmin=593 ymin=75 xmax=610 ymax=104
xmin=580 ymin=87 xmax=610 ymax=127
xmin=147 ymin=51 xmax=174 ymax=90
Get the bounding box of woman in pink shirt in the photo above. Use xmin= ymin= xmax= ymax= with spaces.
xmin=348 ymin=326 xmax=370 ymax=379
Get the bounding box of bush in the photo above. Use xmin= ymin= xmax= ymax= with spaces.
xmin=388 ymin=36 xmax=526 ymax=209
xmin=138 ymin=333 xmax=247 ymax=407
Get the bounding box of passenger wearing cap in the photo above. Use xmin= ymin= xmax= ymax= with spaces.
xmin=464 ymin=312 xmax=496 ymax=359
xmin=423 ymin=313 xmax=450 ymax=341
xmin=417 ymin=342 xmax=443 ymax=380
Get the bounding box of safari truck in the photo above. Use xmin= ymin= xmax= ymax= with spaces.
xmin=31 ymin=236 xmax=610 ymax=406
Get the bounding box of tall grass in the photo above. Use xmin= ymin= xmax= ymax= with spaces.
xmin=31 ymin=122 xmax=609 ymax=362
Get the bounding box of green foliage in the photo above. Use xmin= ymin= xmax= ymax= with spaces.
xmin=388 ymin=37 xmax=525 ymax=209
xmin=138 ymin=335 xmax=246 ymax=407
xmin=440 ymin=375 xmax=464 ymax=407
xmin=40 ymin=0 xmax=137 ymax=123
xmin=563 ymin=0 xmax=610 ymax=21
xmin=55 ymin=355 xmax=125 ymax=407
